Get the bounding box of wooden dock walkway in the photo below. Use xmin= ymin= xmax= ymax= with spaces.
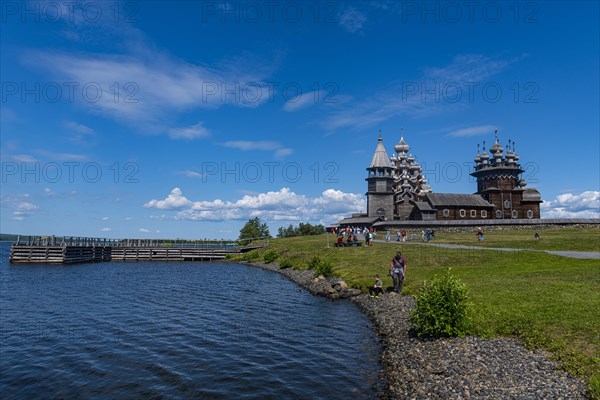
xmin=9 ymin=236 xmax=266 ymax=264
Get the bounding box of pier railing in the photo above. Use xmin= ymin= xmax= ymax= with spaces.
xmin=10 ymin=235 xmax=270 ymax=263
xmin=12 ymin=235 xmax=250 ymax=248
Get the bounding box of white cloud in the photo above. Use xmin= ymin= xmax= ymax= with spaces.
xmin=101 ymin=216 xmax=109 ymax=221
xmin=145 ymin=187 xmax=366 ymax=224
xmin=65 ymin=121 xmax=96 ymax=146
xmin=282 ymin=90 xmax=325 ymax=112
xmin=44 ymin=187 xmax=56 ymax=197
xmin=139 ymin=228 xmax=151 ymax=233
xmin=12 ymin=154 xmax=39 ymax=163
xmin=33 ymin=149 xmax=87 ymax=161
xmin=66 ymin=121 xmax=94 ymax=135
xmin=2 ymin=195 xmax=39 ymax=220
xmin=448 ymin=125 xmax=498 ymax=137
xmin=184 ymin=170 xmax=206 ymax=179
xmin=541 ymin=191 xmax=600 ymax=218
xmin=168 ymin=122 xmax=211 ymax=140
xmin=125 ymin=217 xmax=134 ymax=221
xmin=24 ymin=46 xmax=276 ymax=131
xmin=221 ymin=140 xmax=293 ymax=158
xmin=323 ymin=54 xmax=519 ymax=132
xmin=144 ymin=187 xmax=192 ymax=210
xmin=338 ymin=8 xmax=367 ymax=33
xmin=100 ymin=227 xmax=112 ymax=232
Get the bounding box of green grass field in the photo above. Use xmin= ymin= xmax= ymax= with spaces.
xmin=429 ymin=226 xmax=600 ymax=251
xmin=255 ymin=227 xmax=600 ymax=398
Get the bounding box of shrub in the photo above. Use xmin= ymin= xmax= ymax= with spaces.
xmin=263 ymin=249 xmax=278 ymax=264
xmin=307 ymin=256 xmax=334 ymax=277
xmin=306 ymin=256 xmax=320 ymax=270
xmin=242 ymin=250 xmax=260 ymax=262
xmin=410 ymin=269 xmax=471 ymax=338
xmin=279 ymin=258 xmax=293 ymax=269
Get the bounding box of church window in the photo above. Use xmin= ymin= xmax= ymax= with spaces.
xmin=527 ymin=210 xmax=533 ymax=219
xmin=504 ymin=200 xmax=510 ymax=209
xmin=459 ymin=209 xmax=466 ymax=218
xmin=443 ymin=208 xmax=449 ymax=217
xmin=481 ymin=210 xmax=488 ymax=218
xmin=470 ymin=210 xmax=477 ymax=218
xmin=512 ymin=210 xmax=518 ymax=219
xmin=376 ymin=207 xmax=385 ymax=215
xmin=496 ymin=210 xmax=503 ymax=218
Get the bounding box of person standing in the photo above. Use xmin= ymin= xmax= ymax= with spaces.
xmin=389 ymin=252 xmax=407 ymax=293
xmin=401 ymin=228 xmax=407 ymax=242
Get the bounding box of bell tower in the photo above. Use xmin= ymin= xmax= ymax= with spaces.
xmin=366 ymin=133 xmax=395 ymax=220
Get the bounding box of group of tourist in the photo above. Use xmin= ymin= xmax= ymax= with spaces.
xmin=334 ymin=226 xmax=439 ymax=244
xmin=332 ymin=226 xmax=377 ymax=247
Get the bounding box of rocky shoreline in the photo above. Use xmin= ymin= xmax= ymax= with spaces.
xmin=244 ymin=261 xmax=589 ymax=399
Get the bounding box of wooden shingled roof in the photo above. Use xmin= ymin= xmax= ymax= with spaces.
xmin=425 ymin=193 xmax=493 ymax=207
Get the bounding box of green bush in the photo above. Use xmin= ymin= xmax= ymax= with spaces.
xmin=279 ymin=258 xmax=293 ymax=269
xmin=263 ymin=249 xmax=278 ymax=264
xmin=307 ymin=256 xmax=334 ymax=277
xmin=306 ymin=256 xmax=320 ymax=270
xmin=410 ymin=269 xmax=471 ymax=338
xmin=242 ymin=250 xmax=260 ymax=262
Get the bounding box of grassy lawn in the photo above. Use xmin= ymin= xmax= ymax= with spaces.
xmin=426 ymin=226 xmax=600 ymax=251
xmin=255 ymin=228 xmax=600 ymax=398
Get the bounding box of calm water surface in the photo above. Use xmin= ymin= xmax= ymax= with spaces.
xmin=0 ymin=242 xmax=380 ymax=398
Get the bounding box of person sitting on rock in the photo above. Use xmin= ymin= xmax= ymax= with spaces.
xmin=369 ymin=275 xmax=383 ymax=298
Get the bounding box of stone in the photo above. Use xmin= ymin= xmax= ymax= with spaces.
xmin=339 ymin=281 xmax=349 ymax=289
xmin=348 ymin=288 xmax=362 ymax=297
xmin=330 ymin=293 xmax=340 ymax=300
xmin=334 ymin=284 xmax=342 ymax=292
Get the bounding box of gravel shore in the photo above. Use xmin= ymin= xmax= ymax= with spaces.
xmin=246 ymin=261 xmax=589 ymax=399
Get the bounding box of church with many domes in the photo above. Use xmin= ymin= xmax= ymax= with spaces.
xmin=340 ymin=131 xmax=542 ymax=226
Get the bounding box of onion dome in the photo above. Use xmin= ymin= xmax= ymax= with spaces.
xmin=512 ymin=141 xmax=520 ymax=162
xmin=407 ymin=153 xmax=415 ymax=162
xmin=505 ymin=140 xmax=516 ymax=166
xmin=519 ymin=178 xmax=527 ymax=187
xmin=489 ymin=130 xmax=503 ymax=154
xmin=493 ymin=148 xmax=504 ymax=164
xmin=474 ymin=144 xmax=481 ymax=163
xmin=480 ymin=142 xmax=490 ymax=164
xmin=505 ymin=140 xmax=516 ymax=158
xmin=394 ymin=136 xmax=410 ymax=154
xmin=421 ymin=178 xmax=431 ymax=192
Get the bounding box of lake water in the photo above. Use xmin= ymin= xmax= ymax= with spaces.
xmin=0 ymin=242 xmax=381 ymax=398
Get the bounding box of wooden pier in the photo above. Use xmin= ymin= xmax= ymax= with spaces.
xmin=9 ymin=236 xmax=266 ymax=264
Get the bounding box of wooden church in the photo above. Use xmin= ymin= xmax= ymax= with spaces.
xmin=343 ymin=131 xmax=542 ymax=225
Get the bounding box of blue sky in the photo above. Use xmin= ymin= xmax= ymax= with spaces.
xmin=1 ymin=0 xmax=599 ymax=239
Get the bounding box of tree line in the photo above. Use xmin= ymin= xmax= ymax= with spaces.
xmin=238 ymin=218 xmax=324 ymax=243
